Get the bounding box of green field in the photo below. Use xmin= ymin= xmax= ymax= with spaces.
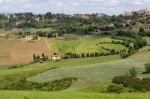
xmin=144 ymin=37 xmax=150 ymax=45
xmin=0 ymin=91 xmax=149 ymax=99
xmin=28 ymin=52 xmax=150 ymax=86
xmin=0 ymin=55 xmax=119 ymax=77
xmin=48 ymin=35 xmax=127 ymax=55
xmin=139 ymin=46 xmax=150 ymax=51
xmin=0 ymin=35 xmax=149 ymax=99
xmin=139 ymin=37 xmax=150 ymax=51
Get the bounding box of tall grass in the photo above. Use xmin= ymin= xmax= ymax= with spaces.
xmin=0 ymin=91 xmax=149 ymax=99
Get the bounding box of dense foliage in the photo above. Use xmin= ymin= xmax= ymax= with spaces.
xmin=3 ymin=77 xmax=76 ymax=91
xmin=109 ymin=68 xmax=150 ymax=92
xmin=145 ymin=63 xmax=150 ymax=73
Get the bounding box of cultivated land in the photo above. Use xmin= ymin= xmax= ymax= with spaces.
xmin=0 ymin=8 xmax=150 ymax=99
xmin=0 ymin=38 xmax=49 ymax=65
xmin=0 ymin=34 xmax=149 ymax=99
xmin=0 ymin=35 xmax=127 ymax=65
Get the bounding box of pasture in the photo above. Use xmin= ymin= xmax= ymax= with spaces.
xmin=0 ymin=55 xmax=119 ymax=77
xmin=28 ymin=52 xmax=150 ymax=87
xmin=0 ymin=91 xmax=149 ymax=99
xmin=48 ymin=35 xmax=127 ymax=55
xmin=0 ymin=55 xmax=119 ymax=89
xmin=144 ymin=37 xmax=150 ymax=45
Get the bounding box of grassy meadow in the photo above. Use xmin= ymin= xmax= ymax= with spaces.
xmin=139 ymin=37 xmax=150 ymax=51
xmin=28 ymin=52 xmax=150 ymax=85
xmin=48 ymin=35 xmax=127 ymax=55
xmin=0 ymin=91 xmax=150 ymax=99
xmin=144 ymin=37 xmax=150 ymax=45
xmin=0 ymin=35 xmax=149 ymax=99
xmin=0 ymin=55 xmax=120 ymax=77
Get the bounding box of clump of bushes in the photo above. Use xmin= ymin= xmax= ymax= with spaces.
xmin=108 ymin=67 xmax=150 ymax=92
xmin=107 ymin=84 xmax=124 ymax=93
xmin=5 ymin=77 xmax=77 ymax=91
xmin=144 ymin=63 xmax=150 ymax=73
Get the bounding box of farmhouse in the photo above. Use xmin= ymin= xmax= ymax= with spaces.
xmin=24 ymin=36 xmax=33 ymax=41
xmin=35 ymin=16 xmax=45 ymax=22
xmin=0 ymin=33 xmax=6 ymax=37
xmin=15 ymin=20 xmax=26 ymax=26
xmin=0 ymin=33 xmax=7 ymax=43
xmin=0 ymin=33 xmax=6 ymax=39
xmin=51 ymin=53 xmax=61 ymax=61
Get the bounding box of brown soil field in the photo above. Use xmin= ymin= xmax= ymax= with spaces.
xmin=0 ymin=38 xmax=49 ymax=65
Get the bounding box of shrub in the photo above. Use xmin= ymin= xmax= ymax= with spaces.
xmin=5 ymin=77 xmax=77 ymax=91
xmin=129 ymin=67 xmax=137 ymax=77
xmin=112 ymin=72 xmax=150 ymax=92
xmin=107 ymin=84 xmax=124 ymax=93
xmin=145 ymin=63 xmax=150 ymax=73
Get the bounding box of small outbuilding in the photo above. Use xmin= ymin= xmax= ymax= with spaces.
xmin=24 ymin=36 xmax=33 ymax=41
xmin=0 ymin=33 xmax=6 ymax=38
xmin=51 ymin=53 xmax=61 ymax=61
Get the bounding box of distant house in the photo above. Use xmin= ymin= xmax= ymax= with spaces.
xmin=123 ymin=11 xmax=133 ymax=16
xmin=51 ymin=53 xmax=61 ymax=61
xmin=35 ymin=16 xmax=45 ymax=22
xmin=24 ymin=36 xmax=33 ymax=41
xmin=15 ymin=20 xmax=26 ymax=26
xmin=0 ymin=33 xmax=6 ymax=42
xmin=107 ymin=23 xmax=114 ymax=28
xmin=0 ymin=33 xmax=6 ymax=38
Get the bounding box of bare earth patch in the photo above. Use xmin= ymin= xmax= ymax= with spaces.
xmin=74 ymin=79 xmax=88 ymax=86
xmin=0 ymin=38 xmax=49 ymax=65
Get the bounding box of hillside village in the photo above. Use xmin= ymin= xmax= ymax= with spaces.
xmin=0 ymin=8 xmax=150 ymax=38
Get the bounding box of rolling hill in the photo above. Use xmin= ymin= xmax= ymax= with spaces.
xmin=28 ymin=51 xmax=150 ymax=89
